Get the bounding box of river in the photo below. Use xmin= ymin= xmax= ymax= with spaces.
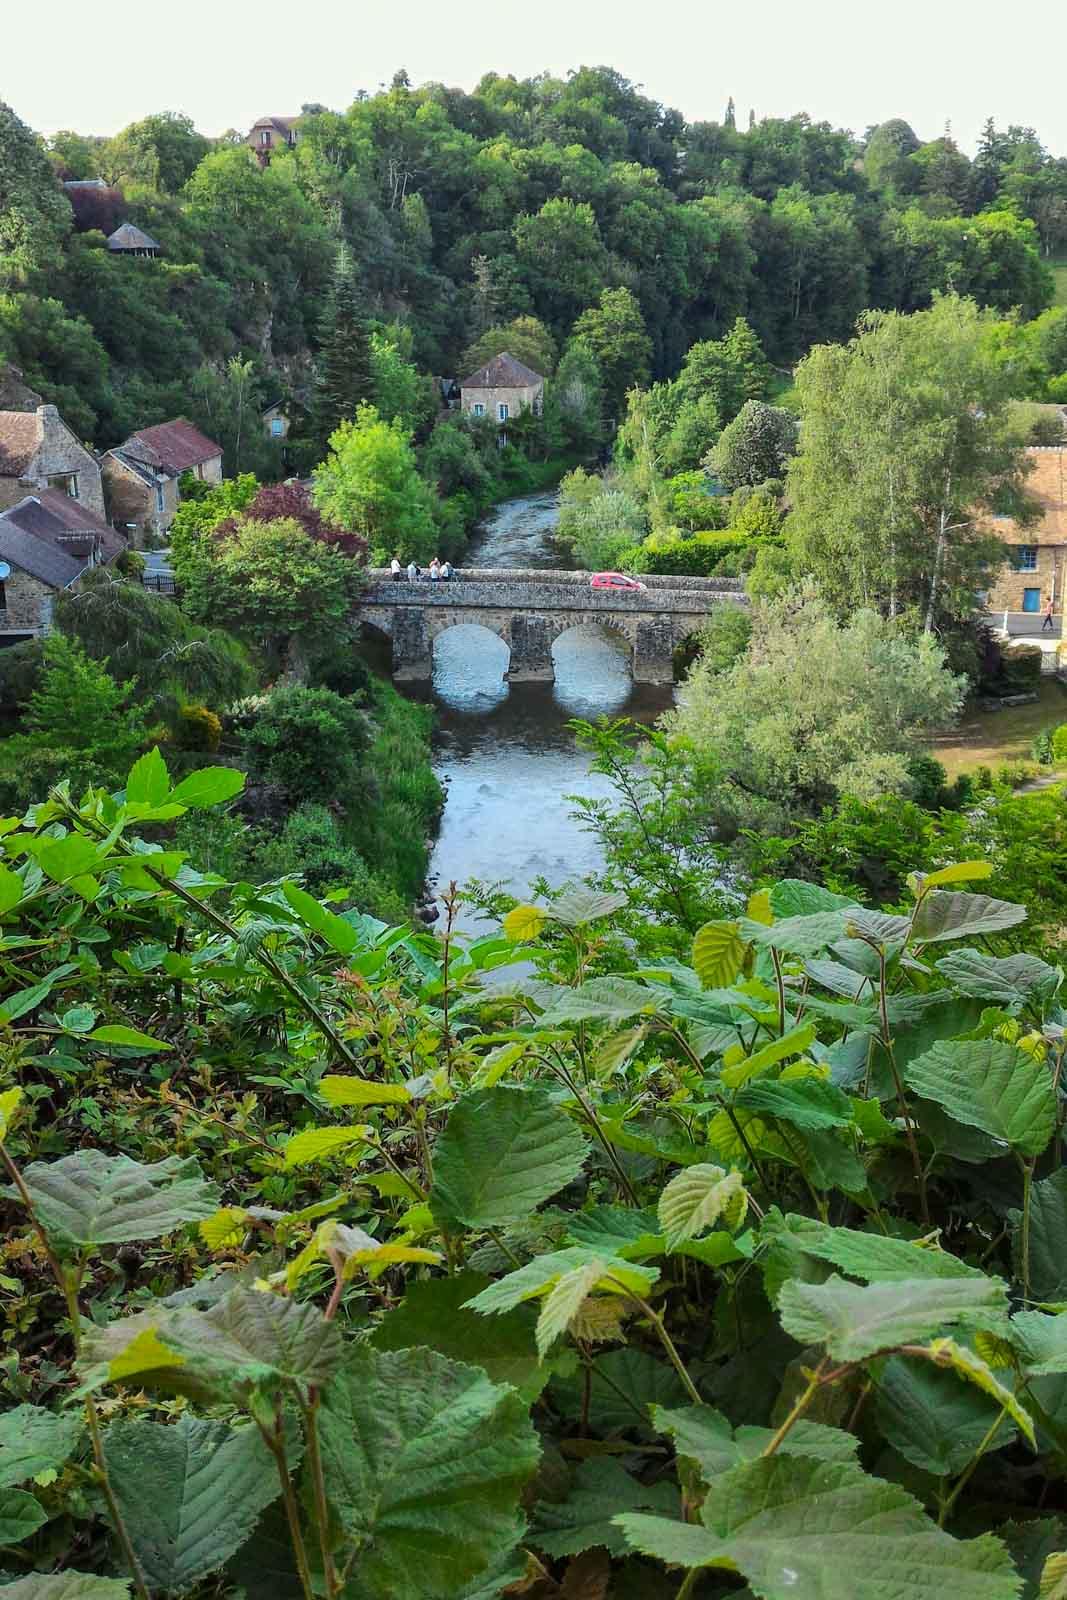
xmin=409 ymin=492 xmax=676 ymax=927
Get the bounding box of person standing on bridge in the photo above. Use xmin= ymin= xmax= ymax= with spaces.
xmin=1044 ymin=596 xmax=1056 ymax=632
xmin=442 ymin=560 xmax=454 ymax=581
xmin=390 ymin=556 xmax=402 ymax=582
xmin=407 ymin=560 xmax=418 ymax=582
xmin=429 ymin=557 xmax=441 ymax=581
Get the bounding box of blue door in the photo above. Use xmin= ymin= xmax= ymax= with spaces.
xmin=1023 ymin=588 xmax=1041 ymax=612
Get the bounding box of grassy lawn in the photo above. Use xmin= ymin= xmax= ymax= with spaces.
xmin=931 ymin=677 xmax=1067 ymax=777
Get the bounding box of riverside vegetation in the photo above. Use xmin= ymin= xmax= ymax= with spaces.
xmin=0 ymin=752 xmax=1065 ymax=1598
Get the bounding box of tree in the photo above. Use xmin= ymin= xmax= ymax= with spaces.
xmin=190 ymin=356 xmax=273 ymax=477
xmin=668 ymin=586 xmax=965 ymax=835
xmin=862 ymin=118 xmax=921 ymax=196
xmin=573 ymin=287 xmax=652 ymax=421
xmin=460 ymin=316 xmax=558 ymax=379
xmin=180 ymin=517 xmax=364 ymax=665
xmin=313 ymin=405 xmax=438 ymax=564
xmin=24 ymin=633 xmax=144 ymax=761
xmin=55 ymin=568 xmax=253 ymax=717
xmin=100 ymin=112 xmax=209 ymax=194
xmin=548 ymin=339 xmax=603 ymax=452
xmin=707 ymin=400 xmax=798 ymax=488
xmin=369 ymin=332 xmax=438 ymax=433
xmin=309 ymin=255 xmax=375 ymax=456
xmin=0 ymin=100 xmax=71 ymax=290
xmin=513 ymin=199 xmax=609 ymax=332
xmin=239 ymin=683 xmax=370 ymax=805
xmin=226 ymin=480 xmax=367 ymax=559
xmin=787 ymin=295 xmax=1032 ymax=628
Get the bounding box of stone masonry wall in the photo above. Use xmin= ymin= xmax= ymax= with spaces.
xmin=28 ymin=407 xmax=105 ymax=519
xmin=0 ymin=570 xmax=52 ymax=634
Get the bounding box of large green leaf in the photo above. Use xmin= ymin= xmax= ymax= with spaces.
xmin=532 ymin=1458 xmax=677 ymax=1558
xmin=0 ymin=1486 xmax=47 ymax=1544
xmin=17 ymin=1152 xmax=218 ymax=1249
xmin=464 ymin=1249 xmax=657 ymax=1317
xmin=169 ymin=767 xmax=246 ymax=809
xmin=82 ymin=1289 xmax=342 ymax=1403
xmin=549 ymin=887 xmax=628 ymax=927
xmin=904 ymin=1040 xmax=1055 ymax=1157
xmin=692 ymin=921 xmax=747 ymax=989
xmin=653 ymin=1403 xmax=858 ymax=1483
xmin=874 ymin=1354 xmax=1009 ymax=1475
xmin=317 ymin=1345 xmax=539 ymax=1600
xmin=1011 ymin=1312 xmax=1067 ymax=1377
xmin=616 ymin=1456 xmax=1020 ymax=1598
xmin=739 ymin=910 xmax=852 ymax=957
xmin=536 ymin=977 xmax=663 ymax=1026
xmin=281 ymin=882 xmax=360 ymax=958
xmin=125 ymin=748 xmax=170 ymax=806
xmin=0 ymin=1405 xmax=83 ymax=1488
xmin=934 ymin=950 xmax=1058 ymax=1006
xmin=777 ymin=1274 xmax=1009 ymax=1361
xmin=911 ymin=890 xmax=1027 ymax=945
xmin=0 ymin=1579 xmax=130 ymax=1600
xmin=549 ymin=1347 xmax=689 ymax=1434
xmin=770 ymin=881 xmax=860 ymax=918
xmin=776 ymin=1215 xmax=986 ymax=1283
xmin=430 ymin=1085 xmax=588 ymax=1230
xmin=1019 ymin=1172 xmax=1067 ymax=1302
xmin=658 ymin=1165 xmax=746 ymax=1250
xmin=736 ymin=1078 xmax=853 ymax=1131
xmin=370 ymin=1272 xmax=546 ymax=1402
xmin=104 ymin=1415 xmax=282 ymax=1592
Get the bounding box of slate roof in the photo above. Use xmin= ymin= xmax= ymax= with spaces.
xmin=0 ymin=491 xmax=123 ymax=577
xmin=107 ymin=222 xmax=159 ymax=252
xmin=122 ymin=420 xmax=221 ymax=474
xmin=0 ymin=411 xmax=43 ymax=476
xmin=251 ymin=116 xmax=298 ymax=133
xmin=460 ymin=351 xmax=545 ymax=390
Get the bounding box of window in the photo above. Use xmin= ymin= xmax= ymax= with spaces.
xmin=155 ymin=482 xmax=165 ymax=514
xmin=271 ymin=417 xmax=285 ymax=436
xmin=1015 ymin=545 xmax=1038 ymax=571
xmin=0 ymin=581 xmax=7 ymax=614
xmin=472 ymin=402 xmax=485 ymax=418
xmin=47 ymin=474 xmax=78 ymax=500
xmin=498 ymin=402 xmax=509 ymax=421
xmin=260 ymin=130 xmax=271 ymax=146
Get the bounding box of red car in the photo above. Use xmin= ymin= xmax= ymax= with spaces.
xmin=589 ymin=571 xmax=648 ymax=592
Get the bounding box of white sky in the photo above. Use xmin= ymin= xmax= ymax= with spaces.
xmin=7 ymin=0 xmax=1067 ymax=154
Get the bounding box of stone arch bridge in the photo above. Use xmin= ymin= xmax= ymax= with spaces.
xmin=356 ymin=568 xmax=748 ymax=684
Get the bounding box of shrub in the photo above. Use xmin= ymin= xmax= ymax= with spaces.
xmin=1033 ymin=728 xmax=1055 ymax=765
xmin=0 ymin=637 xmax=43 ymax=722
xmin=305 ymin=639 xmax=372 ymax=700
xmin=1051 ymin=722 xmax=1067 ymax=763
xmin=905 ymin=752 xmax=949 ymax=807
xmin=239 ymin=684 xmax=370 ymax=805
xmin=252 ymin=802 xmax=407 ymax=920
xmin=1000 ymin=643 xmax=1043 ymax=690
xmin=172 ymin=704 xmax=222 ymax=753
xmin=626 ymin=528 xmax=750 ymax=577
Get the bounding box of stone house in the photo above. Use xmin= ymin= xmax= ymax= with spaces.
xmin=985 ymin=448 xmax=1067 ymax=634
xmin=0 ymin=405 xmax=106 ymax=520
xmin=246 ymin=116 xmax=300 ymax=167
xmin=262 ymin=400 xmax=290 ymax=441
xmin=460 ymin=352 xmax=544 ymax=437
xmin=0 ymin=489 xmax=123 ymax=642
xmin=101 ymin=419 xmax=223 ymax=542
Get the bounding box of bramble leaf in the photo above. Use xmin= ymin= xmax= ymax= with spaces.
xmin=16 ymin=1151 xmax=218 ymax=1248
xmin=0 ymin=1405 xmax=82 ymax=1489
xmin=104 ymin=1414 xmax=284 ymax=1591
xmin=430 ymin=1085 xmax=587 ymax=1230
xmin=318 ymin=1076 xmax=411 ymax=1107
xmin=777 ymin=1274 xmax=1009 ymax=1361
xmin=317 ymin=1345 xmax=540 ymax=1600
xmin=281 ymin=883 xmax=360 ymax=958
xmin=370 ymin=1272 xmax=546 ymax=1401
xmin=465 ymin=1249 xmax=658 ymax=1316
xmin=125 ymin=748 xmax=170 ymax=807
xmin=905 ymin=1040 xmax=1055 ymax=1157
xmin=923 ymin=1338 xmax=1035 ymax=1446
xmin=874 ymin=1355 xmax=1010 ymax=1476
xmin=88 ymin=1026 xmax=173 ymax=1053
xmin=0 ymin=1579 xmax=130 ymax=1600
xmin=0 ymin=1486 xmax=47 ymax=1544
xmin=282 ymin=1126 xmax=371 ymax=1169
xmin=532 ymin=1458 xmax=677 ymax=1558
xmin=169 ymin=767 xmax=246 ymax=809
xmin=536 ymin=1260 xmax=607 ymax=1357
xmin=658 ymin=1165 xmax=747 ymax=1250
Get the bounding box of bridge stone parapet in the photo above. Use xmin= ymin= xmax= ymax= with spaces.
xmin=356 ymin=568 xmax=747 ymax=684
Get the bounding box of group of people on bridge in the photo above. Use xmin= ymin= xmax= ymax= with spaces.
xmin=390 ymin=556 xmax=456 ymax=584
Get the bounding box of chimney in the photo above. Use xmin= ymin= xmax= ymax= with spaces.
xmin=36 ymin=405 xmax=58 ymax=420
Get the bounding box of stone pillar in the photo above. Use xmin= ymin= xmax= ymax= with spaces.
xmin=391 ymin=607 xmax=432 ymax=680
xmin=506 ymin=614 xmax=555 ymax=681
xmin=632 ymin=616 xmax=676 ymax=684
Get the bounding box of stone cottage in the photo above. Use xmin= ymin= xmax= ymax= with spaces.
xmin=0 ymin=489 xmax=122 ymax=642
xmin=101 ymin=419 xmax=223 ymax=542
xmin=985 ymin=446 xmax=1067 ymax=639
xmin=460 ymin=352 xmax=544 ymax=431
xmin=0 ymin=405 xmax=106 ymax=520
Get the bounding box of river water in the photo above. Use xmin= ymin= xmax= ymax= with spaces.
xmin=408 ymin=492 xmax=675 ymax=926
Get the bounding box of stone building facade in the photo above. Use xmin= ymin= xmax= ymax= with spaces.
xmin=101 ymin=450 xmax=180 ymax=542
xmin=0 ymin=488 xmax=122 ymax=641
xmin=460 ymin=352 xmax=545 ymax=428
xmin=0 ymin=405 xmax=105 ymax=519
xmin=985 ymin=448 xmax=1067 ymax=620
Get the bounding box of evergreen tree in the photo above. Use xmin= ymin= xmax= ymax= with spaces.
xmin=25 ymin=634 xmax=144 ymax=760
xmin=724 ymin=96 xmax=736 ymax=131
xmin=309 ymin=252 xmax=375 ymax=460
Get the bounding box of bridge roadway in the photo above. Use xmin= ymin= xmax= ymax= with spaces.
xmin=355 ymin=567 xmax=747 ymax=683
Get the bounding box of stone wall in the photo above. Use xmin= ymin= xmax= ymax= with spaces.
xmin=460 ymin=384 xmax=542 ymax=420
xmin=0 ymin=569 xmax=52 ymax=635
xmin=28 ymin=406 xmax=105 ymax=519
xmin=102 ymin=456 xmax=179 ymax=542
